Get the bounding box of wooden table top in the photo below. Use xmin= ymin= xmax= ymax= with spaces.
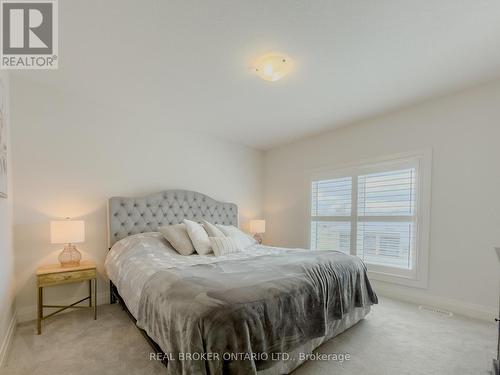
xmin=36 ymin=260 xmax=96 ymax=275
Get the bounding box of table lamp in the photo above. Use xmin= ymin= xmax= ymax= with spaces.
xmin=250 ymin=219 xmax=266 ymax=244
xmin=50 ymin=219 xmax=85 ymax=267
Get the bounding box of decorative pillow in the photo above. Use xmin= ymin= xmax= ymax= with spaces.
xmin=184 ymin=219 xmax=212 ymax=255
xmin=158 ymin=224 xmax=195 ymax=256
xmin=209 ymin=237 xmax=240 ymax=256
xmin=202 ymin=220 xmax=225 ymax=237
xmin=216 ymin=224 xmax=256 ymax=249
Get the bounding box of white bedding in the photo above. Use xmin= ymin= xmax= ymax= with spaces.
xmin=104 ymin=232 xmax=294 ymax=318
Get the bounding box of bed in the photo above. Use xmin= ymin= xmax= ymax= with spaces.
xmin=105 ymin=190 xmax=378 ymax=375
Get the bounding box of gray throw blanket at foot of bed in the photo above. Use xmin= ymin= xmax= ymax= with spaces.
xmin=136 ymin=250 xmax=378 ymax=375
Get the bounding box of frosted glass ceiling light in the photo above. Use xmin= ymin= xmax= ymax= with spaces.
xmin=254 ymin=53 xmax=292 ymax=82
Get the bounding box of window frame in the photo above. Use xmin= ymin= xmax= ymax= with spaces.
xmin=307 ymin=150 xmax=432 ymax=288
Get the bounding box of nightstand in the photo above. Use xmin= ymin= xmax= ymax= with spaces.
xmin=36 ymin=260 xmax=97 ymax=334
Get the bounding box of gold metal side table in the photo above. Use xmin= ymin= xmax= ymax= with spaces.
xmin=36 ymin=260 xmax=97 ymax=334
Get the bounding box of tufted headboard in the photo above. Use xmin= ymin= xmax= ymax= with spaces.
xmin=108 ymin=190 xmax=238 ymax=247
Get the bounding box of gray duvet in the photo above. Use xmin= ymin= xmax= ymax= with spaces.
xmin=136 ymin=250 xmax=378 ymax=375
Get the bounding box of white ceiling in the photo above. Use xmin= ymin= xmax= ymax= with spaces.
xmin=13 ymin=0 xmax=500 ymax=149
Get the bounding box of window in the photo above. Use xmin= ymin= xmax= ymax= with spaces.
xmin=310 ymin=152 xmax=431 ymax=287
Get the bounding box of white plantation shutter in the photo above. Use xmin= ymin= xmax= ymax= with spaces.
xmin=310 ymin=221 xmax=351 ymax=253
xmin=310 ymin=160 xmax=421 ymax=277
xmin=311 ymin=177 xmax=352 ymax=253
xmin=356 ymin=168 xmax=416 ymax=269
xmin=311 ymin=177 xmax=352 ymax=217
xmin=357 ymin=222 xmax=414 ymax=268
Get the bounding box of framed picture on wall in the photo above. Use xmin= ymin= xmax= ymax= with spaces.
xmin=0 ymin=80 xmax=6 ymax=198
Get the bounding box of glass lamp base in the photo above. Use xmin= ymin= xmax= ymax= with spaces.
xmin=58 ymin=244 xmax=82 ymax=267
xmin=253 ymin=233 xmax=263 ymax=244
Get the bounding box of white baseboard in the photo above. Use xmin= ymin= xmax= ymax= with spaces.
xmin=0 ymin=310 xmax=17 ymax=368
xmin=374 ymin=281 xmax=496 ymax=322
xmin=17 ymin=291 xmax=110 ymax=323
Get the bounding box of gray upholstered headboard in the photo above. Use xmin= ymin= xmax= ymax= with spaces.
xmin=108 ymin=190 xmax=238 ymax=246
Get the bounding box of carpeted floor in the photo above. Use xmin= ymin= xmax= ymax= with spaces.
xmin=1 ymin=297 xmax=495 ymax=375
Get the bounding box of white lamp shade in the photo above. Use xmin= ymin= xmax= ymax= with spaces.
xmin=250 ymin=220 xmax=266 ymax=234
xmin=50 ymin=220 xmax=85 ymax=244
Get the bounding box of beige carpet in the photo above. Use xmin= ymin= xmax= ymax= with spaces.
xmin=1 ymin=297 xmax=495 ymax=375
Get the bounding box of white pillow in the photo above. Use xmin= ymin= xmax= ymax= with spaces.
xmin=209 ymin=237 xmax=240 ymax=256
xmin=202 ymin=220 xmax=225 ymax=237
xmin=158 ymin=223 xmax=195 ymax=256
xmin=216 ymin=224 xmax=256 ymax=249
xmin=184 ymin=219 xmax=212 ymax=255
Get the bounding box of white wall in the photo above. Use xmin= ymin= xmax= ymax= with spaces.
xmin=0 ymin=72 xmax=15 ymax=364
xmin=264 ymin=79 xmax=500 ymax=320
xmin=11 ymin=73 xmax=500 ymax=322
xmin=11 ymin=77 xmax=264 ymax=322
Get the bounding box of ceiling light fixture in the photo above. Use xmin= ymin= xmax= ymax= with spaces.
xmin=253 ymin=53 xmax=292 ymax=82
